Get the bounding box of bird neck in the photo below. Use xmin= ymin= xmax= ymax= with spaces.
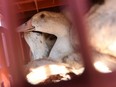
xmin=25 ymin=35 xmax=48 ymax=60
xmin=49 ymin=34 xmax=74 ymax=59
xmin=55 ymin=28 xmax=70 ymax=38
xmin=58 ymin=35 xmax=73 ymax=51
xmin=31 ymin=46 xmax=42 ymax=59
xmin=32 ymin=41 xmax=49 ymax=60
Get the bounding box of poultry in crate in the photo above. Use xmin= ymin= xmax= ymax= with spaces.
xmin=18 ymin=11 xmax=84 ymax=85
xmin=31 ymin=11 xmax=74 ymax=60
xmin=69 ymin=0 xmax=116 ymax=73
xmin=86 ymin=0 xmax=116 ymax=72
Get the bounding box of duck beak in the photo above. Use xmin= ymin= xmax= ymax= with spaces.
xmin=17 ymin=19 xmax=35 ymax=32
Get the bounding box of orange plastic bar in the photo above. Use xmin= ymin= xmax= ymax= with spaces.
xmin=0 ymin=0 xmax=26 ymax=87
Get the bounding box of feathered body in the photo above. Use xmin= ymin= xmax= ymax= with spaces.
xmin=87 ymin=0 xmax=116 ymax=58
xmin=18 ymin=11 xmax=84 ymax=85
xmin=31 ymin=11 xmax=74 ymax=61
xmin=24 ymin=32 xmax=49 ymax=60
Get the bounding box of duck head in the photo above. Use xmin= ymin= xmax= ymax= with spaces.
xmin=31 ymin=11 xmax=71 ymax=37
xmin=17 ymin=19 xmax=35 ymax=32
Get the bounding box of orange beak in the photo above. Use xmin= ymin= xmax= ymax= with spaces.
xmin=17 ymin=19 xmax=35 ymax=32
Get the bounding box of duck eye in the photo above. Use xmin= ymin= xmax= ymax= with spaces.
xmin=40 ymin=14 xmax=45 ymax=18
xmin=25 ymin=22 xmax=27 ymax=25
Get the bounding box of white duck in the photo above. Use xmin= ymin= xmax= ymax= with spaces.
xmin=87 ymin=0 xmax=116 ymax=58
xmin=69 ymin=0 xmax=116 ymax=73
xmin=18 ymin=11 xmax=84 ymax=85
xmin=31 ymin=11 xmax=74 ymax=61
xmin=64 ymin=0 xmax=116 ymax=73
xmin=30 ymin=11 xmax=84 ymax=72
xmin=85 ymin=0 xmax=116 ymax=72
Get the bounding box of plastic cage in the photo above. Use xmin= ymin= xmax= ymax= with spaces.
xmin=0 ymin=0 xmax=116 ymax=87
